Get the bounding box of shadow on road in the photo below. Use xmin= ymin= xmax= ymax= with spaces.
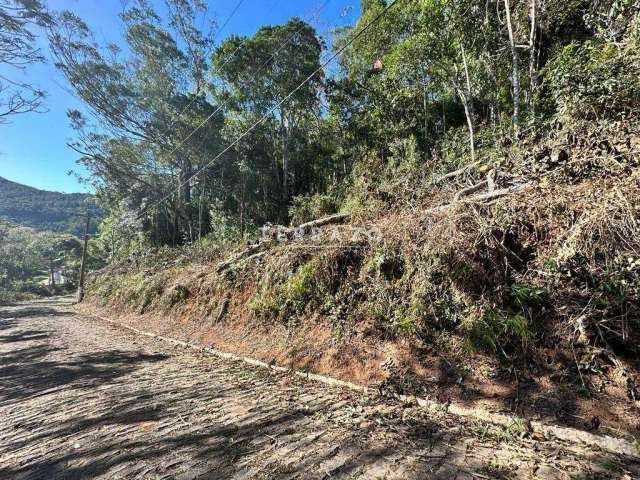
xmin=1 ymin=300 xmax=637 ymax=480
xmin=0 ymin=306 xmax=74 ymax=320
xmin=0 ymin=302 xmax=169 ymax=407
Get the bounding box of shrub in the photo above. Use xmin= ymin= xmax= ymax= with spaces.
xmin=461 ymin=308 xmax=532 ymax=354
xmin=250 ymin=259 xmax=324 ymax=325
xmin=545 ymin=38 xmax=640 ymax=119
xmin=0 ymin=289 xmax=37 ymax=305
xmin=208 ymin=206 xmax=245 ymax=244
xmin=11 ymin=279 xmax=50 ymax=296
xmin=342 ymin=136 xmax=428 ymax=217
xmin=289 ymin=193 xmax=339 ymax=225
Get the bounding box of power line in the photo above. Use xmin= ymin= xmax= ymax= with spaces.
xmin=132 ymin=0 xmax=403 ymax=223
xmin=213 ymin=0 xmax=247 ymax=41
xmin=108 ymin=1 xmax=334 ymax=230
xmin=149 ymin=0 xmax=333 ymax=166
xmin=188 ymin=0 xmax=331 ymax=162
xmin=149 ymin=0 xmax=251 ymax=147
xmin=152 ymin=0 xmax=288 ymax=145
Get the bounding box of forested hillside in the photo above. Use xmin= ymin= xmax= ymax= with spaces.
xmin=43 ymin=0 xmax=640 ymax=250
xmin=5 ymin=0 xmax=640 ymax=438
xmin=0 ymin=176 xmax=101 ymax=235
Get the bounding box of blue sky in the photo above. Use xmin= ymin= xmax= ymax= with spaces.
xmin=0 ymin=0 xmax=358 ymax=193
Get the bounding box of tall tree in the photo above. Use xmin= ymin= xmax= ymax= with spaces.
xmin=0 ymin=0 xmax=51 ymax=122
xmin=49 ymin=0 xmax=221 ymax=245
xmin=504 ymin=0 xmax=521 ymax=131
xmin=331 ymin=0 xmax=487 ymax=164
xmin=213 ymin=18 xmax=324 ymax=206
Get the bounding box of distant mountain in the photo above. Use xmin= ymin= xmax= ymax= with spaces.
xmin=0 ymin=176 xmax=102 ymax=236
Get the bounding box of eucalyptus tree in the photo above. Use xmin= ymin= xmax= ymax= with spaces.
xmin=49 ymin=0 xmax=221 ymax=245
xmin=0 ymin=0 xmax=51 ymax=122
xmin=212 ymin=18 xmax=325 ymax=207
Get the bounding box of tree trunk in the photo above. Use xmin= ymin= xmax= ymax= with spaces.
xmin=422 ymin=82 xmax=428 ymax=142
xmin=198 ymin=183 xmax=204 ymax=241
xmin=460 ymin=92 xmax=476 ymax=163
xmin=528 ymin=0 xmax=538 ymax=113
xmin=271 ymin=116 xmax=281 ymax=188
xmin=238 ymin=150 xmax=246 ymax=240
xmin=504 ymin=0 xmax=520 ymax=131
xmin=180 ymin=157 xmax=192 ymax=204
xmin=239 ymin=172 xmax=246 ymax=240
xmin=458 ymin=43 xmax=476 ymax=162
xmin=441 ymin=94 xmax=446 ymax=138
xmin=172 ymin=195 xmax=179 ymax=246
xmin=281 ymin=122 xmax=288 ymax=202
xmin=180 ymin=157 xmax=193 ymax=243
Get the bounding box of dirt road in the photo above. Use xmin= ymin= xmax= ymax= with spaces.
xmin=0 ymin=297 xmax=637 ymax=479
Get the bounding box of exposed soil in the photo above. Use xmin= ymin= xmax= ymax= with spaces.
xmin=3 ymin=296 xmax=639 ymax=479
xmin=80 ymin=291 xmax=640 ymax=442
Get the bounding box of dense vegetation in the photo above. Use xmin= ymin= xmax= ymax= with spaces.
xmin=40 ymin=0 xmax=639 ymax=250
xmin=49 ymin=0 xmax=640 ymax=350
xmin=0 ymin=176 xmax=101 ymax=235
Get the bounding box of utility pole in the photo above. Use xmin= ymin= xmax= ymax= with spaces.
xmin=49 ymin=259 xmax=56 ymax=291
xmin=77 ymin=212 xmax=91 ymax=302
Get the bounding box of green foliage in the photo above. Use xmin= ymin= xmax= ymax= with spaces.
xmin=0 ymin=219 xmax=83 ymax=295
xmin=282 ymin=262 xmax=318 ymax=310
xmin=596 ymin=458 xmax=625 ymax=475
xmin=44 ymin=0 xmax=640 ymax=262
xmin=208 ymin=205 xmax=247 ymax=245
xmin=43 ymin=0 xmax=640 ymax=369
xmin=462 ymin=308 xmax=532 ymax=354
xmin=93 ymin=204 xmax=146 ymax=263
xmin=213 ymin=17 xmax=328 ymax=226
xmin=545 ymin=37 xmax=640 ymax=119
xmin=0 ymin=176 xmax=101 ymax=235
xmin=250 ymin=260 xmax=323 ymax=325
xmin=288 ymin=193 xmax=339 ymax=226
xmin=10 ymin=279 xmax=50 ymax=296
xmin=344 ymin=136 xmax=426 ymax=216
xmin=511 ymin=283 xmax=548 ymax=310
xmin=99 ymin=271 xmax=169 ymax=313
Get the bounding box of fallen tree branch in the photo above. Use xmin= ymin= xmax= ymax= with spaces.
xmin=219 ymin=181 xmax=525 ymax=273
xmin=297 ymin=212 xmax=350 ymax=233
xmin=425 ymin=183 xmax=529 ymax=215
xmin=215 ymin=213 xmax=351 ymax=273
xmin=460 ymin=183 xmax=527 ymax=202
xmin=216 ymin=242 xmax=264 ymax=273
xmin=433 ymin=160 xmax=482 ymax=184
xmin=454 ymin=180 xmax=488 ymax=200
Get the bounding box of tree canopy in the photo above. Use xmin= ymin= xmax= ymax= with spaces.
xmin=0 ymin=0 xmax=51 ymax=122
xmin=37 ymin=0 xmax=640 ymax=256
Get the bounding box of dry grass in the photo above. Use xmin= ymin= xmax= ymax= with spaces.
xmin=85 ymin=119 xmax=640 ymax=435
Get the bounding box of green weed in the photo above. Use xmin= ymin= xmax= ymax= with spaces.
xmin=462 ymin=308 xmax=532 ymax=354
xmin=250 ymin=260 xmax=323 ymax=324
